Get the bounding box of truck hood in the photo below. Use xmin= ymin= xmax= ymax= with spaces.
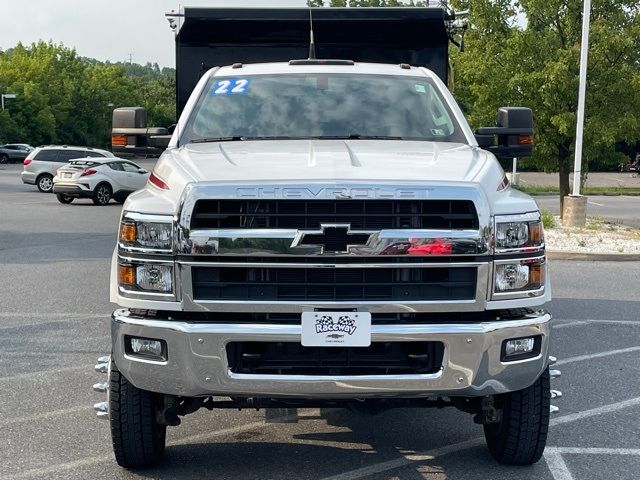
xmin=173 ymin=140 xmax=488 ymax=184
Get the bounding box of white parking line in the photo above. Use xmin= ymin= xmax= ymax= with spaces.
xmin=0 ymin=406 xmax=89 ymax=427
xmin=544 ymin=451 xmax=574 ymax=480
xmin=556 ymin=346 xmax=640 ymax=366
xmin=587 ymin=200 xmax=604 ymax=207
xmin=544 ymin=447 xmax=640 ymax=480
xmin=554 ymin=318 xmax=640 ymax=327
xmin=554 ymin=321 xmax=588 ymax=329
xmin=0 ymin=364 xmax=94 ymax=382
xmin=547 ymin=447 xmax=640 ymax=455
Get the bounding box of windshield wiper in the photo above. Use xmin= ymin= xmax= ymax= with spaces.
xmin=189 ymin=136 xmax=245 ymax=144
xmin=312 ymin=134 xmax=405 ymax=140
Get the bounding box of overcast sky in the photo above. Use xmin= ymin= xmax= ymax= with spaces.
xmin=2 ymin=0 xmax=308 ymax=67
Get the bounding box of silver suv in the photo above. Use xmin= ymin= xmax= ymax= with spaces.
xmin=22 ymin=145 xmax=114 ymax=192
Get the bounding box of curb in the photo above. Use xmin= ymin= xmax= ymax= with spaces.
xmin=548 ymin=251 xmax=640 ymax=261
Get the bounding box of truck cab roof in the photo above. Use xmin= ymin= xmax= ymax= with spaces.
xmin=212 ymin=61 xmax=435 ymax=79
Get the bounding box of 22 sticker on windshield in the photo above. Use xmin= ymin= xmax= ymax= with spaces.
xmin=211 ymin=78 xmax=251 ymax=95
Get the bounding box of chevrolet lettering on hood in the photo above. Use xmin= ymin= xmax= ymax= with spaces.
xmin=236 ymin=187 xmax=435 ymax=199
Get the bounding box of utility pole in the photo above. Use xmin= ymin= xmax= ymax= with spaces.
xmin=128 ymin=53 xmax=133 ymax=65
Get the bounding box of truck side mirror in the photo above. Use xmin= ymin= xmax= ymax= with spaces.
xmin=475 ymin=107 xmax=533 ymax=159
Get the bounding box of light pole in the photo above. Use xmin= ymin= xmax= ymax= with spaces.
xmin=1 ymin=93 xmax=17 ymax=110
xmin=564 ymin=0 xmax=591 ymax=227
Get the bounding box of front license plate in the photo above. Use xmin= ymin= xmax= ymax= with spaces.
xmin=301 ymin=312 xmax=371 ymax=347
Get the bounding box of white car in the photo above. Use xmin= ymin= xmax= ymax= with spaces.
xmin=22 ymin=145 xmax=114 ymax=192
xmin=52 ymin=157 xmax=150 ymax=205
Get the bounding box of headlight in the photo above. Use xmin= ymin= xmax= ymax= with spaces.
xmin=494 ymin=213 xmax=543 ymax=253
xmin=119 ymin=213 xmax=173 ymax=252
xmin=494 ymin=259 xmax=545 ymax=294
xmin=119 ymin=263 xmax=173 ymax=293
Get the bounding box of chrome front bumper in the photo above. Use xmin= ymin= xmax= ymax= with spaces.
xmin=111 ymin=309 xmax=550 ymax=399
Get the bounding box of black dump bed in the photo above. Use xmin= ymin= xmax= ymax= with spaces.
xmin=174 ymin=7 xmax=452 ymax=115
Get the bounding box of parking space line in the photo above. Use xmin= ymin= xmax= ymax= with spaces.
xmin=554 ymin=318 xmax=640 ymax=326
xmin=550 ymin=396 xmax=640 ymax=426
xmin=554 ymin=321 xmax=588 ymax=329
xmin=544 ymin=451 xmax=575 ymax=480
xmin=547 ymin=447 xmax=640 ymax=455
xmin=556 ymin=346 xmax=640 ymax=366
xmin=0 ymin=406 xmax=89 ymax=427
xmin=0 ymin=364 xmax=93 ymax=382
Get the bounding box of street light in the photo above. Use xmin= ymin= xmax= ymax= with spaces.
xmin=564 ymin=0 xmax=591 ymax=227
xmin=1 ymin=93 xmax=17 ymax=110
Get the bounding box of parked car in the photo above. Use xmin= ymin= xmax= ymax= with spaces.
xmin=22 ymin=145 xmax=114 ymax=192
xmin=0 ymin=143 xmax=34 ymax=164
xmin=53 ymin=157 xmax=149 ymax=205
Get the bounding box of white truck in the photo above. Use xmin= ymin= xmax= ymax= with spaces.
xmin=95 ymin=6 xmax=560 ymax=469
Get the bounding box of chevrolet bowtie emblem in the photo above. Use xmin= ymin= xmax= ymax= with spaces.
xmin=291 ymin=224 xmax=373 ymax=253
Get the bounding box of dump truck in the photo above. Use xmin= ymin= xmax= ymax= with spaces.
xmin=94 ymin=6 xmax=560 ymax=469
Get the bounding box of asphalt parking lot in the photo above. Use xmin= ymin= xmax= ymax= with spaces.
xmin=1 ymin=160 xmax=640 ymax=480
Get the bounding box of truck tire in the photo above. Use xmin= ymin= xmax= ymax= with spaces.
xmin=109 ymin=363 xmax=166 ymax=468
xmin=483 ymin=368 xmax=550 ymax=465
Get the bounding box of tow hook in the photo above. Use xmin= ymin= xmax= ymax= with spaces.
xmin=475 ymin=396 xmax=501 ymax=425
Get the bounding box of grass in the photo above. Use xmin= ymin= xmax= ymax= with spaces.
xmin=540 ymin=210 xmax=555 ymax=229
xmin=514 ymin=185 xmax=640 ymax=196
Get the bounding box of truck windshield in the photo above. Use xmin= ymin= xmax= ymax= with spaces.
xmin=180 ymin=73 xmax=467 ymax=144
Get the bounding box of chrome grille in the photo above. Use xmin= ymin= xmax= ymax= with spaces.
xmin=190 ymin=199 xmax=479 ymax=230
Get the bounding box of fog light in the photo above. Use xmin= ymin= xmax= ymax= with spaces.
xmin=502 ymin=336 xmax=540 ymax=361
xmin=126 ymin=336 xmax=166 ymax=361
xmin=505 ymin=337 xmax=535 ymax=356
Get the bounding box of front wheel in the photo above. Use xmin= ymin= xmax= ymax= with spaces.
xmin=92 ymin=184 xmax=112 ymax=205
xmin=0 ymin=154 xmax=8 ymax=164
xmin=109 ymin=363 xmax=166 ymax=468
xmin=37 ymin=174 xmax=54 ymax=193
xmin=56 ymin=194 xmax=74 ymax=204
xmin=483 ymin=368 xmax=550 ymax=465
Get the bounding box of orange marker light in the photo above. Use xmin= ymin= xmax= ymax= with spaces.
xmin=119 ymin=223 xmax=136 ymax=243
xmin=530 ymin=222 xmax=543 ymax=244
xmin=111 ymin=134 xmax=127 ymax=146
xmin=517 ymin=134 xmax=534 ymax=145
xmin=119 ymin=264 xmax=135 ymax=286
xmin=530 ymin=264 xmax=543 ymax=286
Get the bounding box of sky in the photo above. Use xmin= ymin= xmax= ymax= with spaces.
xmin=1 ymin=0 xmax=308 ymax=67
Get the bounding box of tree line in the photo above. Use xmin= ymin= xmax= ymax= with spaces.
xmin=0 ymin=41 xmax=175 ymax=149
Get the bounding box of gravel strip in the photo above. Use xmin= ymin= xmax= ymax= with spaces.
xmin=545 ymin=216 xmax=640 ymax=254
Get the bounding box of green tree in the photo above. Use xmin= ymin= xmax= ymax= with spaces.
xmin=452 ymin=0 xmax=640 ymax=209
xmin=0 ymin=42 xmax=176 ymax=148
